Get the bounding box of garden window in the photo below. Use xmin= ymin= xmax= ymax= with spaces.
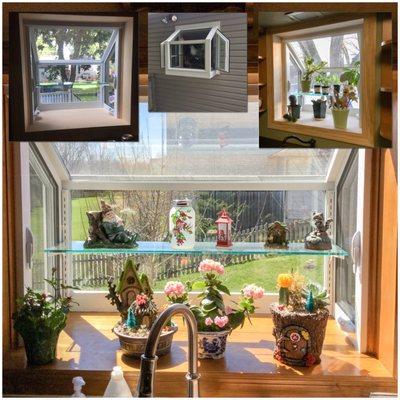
xmin=262 ymin=16 xmax=380 ymax=147
xmin=160 ymin=22 xmax=229 ymax=79
xmin=9 ymin=12 xmax=138 ymax=141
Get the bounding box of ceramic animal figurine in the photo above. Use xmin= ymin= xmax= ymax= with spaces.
xmin=304 ymin=212 xmax=333 ymax=250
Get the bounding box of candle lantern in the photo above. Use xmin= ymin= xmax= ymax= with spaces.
xmin=215 ymin=209 xmax=233 ymax=247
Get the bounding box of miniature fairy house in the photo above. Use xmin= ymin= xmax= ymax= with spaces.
xmin=305 ymin=212 xmax=333 ymax=250
xmin=265 ymin=221 xmax=289 ymax=247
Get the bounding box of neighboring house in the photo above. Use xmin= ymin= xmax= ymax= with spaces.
xmin=148 ymin=13 xmax=248 ymax=112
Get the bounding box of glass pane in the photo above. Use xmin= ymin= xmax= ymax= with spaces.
xmin=30 ymin=165 xmax=46 ymax=291
xmin=176 ymin=28 xmax=211 ymax=41
xmin=53 ymin=101 xmax=335 ymax=179
xmin=216 ymin=30 xmax=228 ymax=72
xmin=335 ymin=153 xmax=358 ymax=323
xmin=32 ymin=27 xmax=114 ymax=61
xmin=38 ymin=65 xmax=100 ymax=103
xmin=66 ymin=190 xmax=328 ymax=291
xmin=104 ymin=47 xmax=116 ymax=110
xmin=170 ymin=44 xmax=205 ymax=69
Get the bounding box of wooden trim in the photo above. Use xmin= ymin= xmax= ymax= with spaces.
xmin=255 ymin=3 xmax=397 ymax=13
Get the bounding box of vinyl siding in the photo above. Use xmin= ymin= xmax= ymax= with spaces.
xmin=148 ymin=13 xmax=248 ymax=112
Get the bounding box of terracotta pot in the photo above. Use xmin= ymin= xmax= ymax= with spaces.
xmin=113 ymin=324 xmax=178 ymax=358
xmin=197 ymin=330 xmax=230 ymax=359
xmin=332 ymin=108 xmax=350 ymax=129
xmin=270 ymin=304 xmax=329 ymax=367
xmin=21 ymin=329 xmax=61 ymax=365
xmin=301 ymin=80 xmax=311 ymax=93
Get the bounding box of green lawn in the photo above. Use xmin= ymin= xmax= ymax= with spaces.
xmin=72 ymin=196 xmax=102 ymax=240
xmin=40 ymin=81 xmax=100 ymax=101
xmin=153 ymin=255 xmax=324 ymax=292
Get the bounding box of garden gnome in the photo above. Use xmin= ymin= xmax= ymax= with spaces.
xmin=71 ymin=376 xmax=86 ymax=397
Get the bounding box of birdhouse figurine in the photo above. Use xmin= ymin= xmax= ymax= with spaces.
xmin=216 ymin=209 xmax=233 ymax=247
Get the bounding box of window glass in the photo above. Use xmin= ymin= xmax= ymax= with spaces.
xmin=104 ymin=47 xmax=116 ymax=110
xmin=335 ymin=152 xmax=358 ymax=323
xmin=175 ymin=28 xmax=211 ymax=41
xmin=32 ymin=27 xmax=114 ymax=61
xmin=170 ymin=44 xmax=205 ymax=69
xmin=70 ymin=189 xmax=325 ymax=292
xmin=53 ymin=102 xmax=335 ymax=179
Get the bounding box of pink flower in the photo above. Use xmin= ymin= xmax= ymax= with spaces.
xmin=198 ymin=259 xmax=225 ymax=275
xmin=205 ymin=317 xmax=213 ymax=326
xmin=242 ymin=284 xmax=265 ymax=300
xmin=225 ymin=305 xmax=234 ymax=315
xmin=135 ymin=294 xmax=148 ymax=306
xmin=164 ymin=281 xmax=186 ymax=298
xmin=214 ymin=315 xmax=229 ymax=329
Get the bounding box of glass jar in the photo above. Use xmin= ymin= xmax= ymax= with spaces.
xmin=169 ymin=199 xmax=195 ymax=249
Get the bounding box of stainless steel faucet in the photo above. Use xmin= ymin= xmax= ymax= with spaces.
xmin=136 ymin=303 xmax=200 ymax=398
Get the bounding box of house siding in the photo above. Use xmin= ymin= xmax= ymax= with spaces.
xmin=148 ymin=12 xmax=247 ymax=112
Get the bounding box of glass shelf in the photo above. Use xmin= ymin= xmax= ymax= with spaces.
xmin=45 ymin=241 xmax=348 ymax=257
xmin=289 ymin=92 xmax=330 ymax=97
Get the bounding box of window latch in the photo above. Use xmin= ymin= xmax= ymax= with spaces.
xmin=26 ymin=227 xmax=34 ymax=269
xmin=351 ymin=230 xmax=361 ymax=274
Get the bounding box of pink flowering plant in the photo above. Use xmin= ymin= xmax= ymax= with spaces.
xmin=164 ymin=259 xmax=264 ymax=332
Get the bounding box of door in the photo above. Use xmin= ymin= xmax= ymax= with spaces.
xmin=335 ymin=149 xmax=369 ymax=351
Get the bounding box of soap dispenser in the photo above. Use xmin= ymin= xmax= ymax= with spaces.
xmin=103 ymin=366 xmax=133 ymax=398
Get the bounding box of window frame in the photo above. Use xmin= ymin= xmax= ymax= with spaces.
xmin=9 ymin=12 xmax=139 ymax=141
xmin=263 ymin=15 xmax=379 ymax=147
xmin=161 ymin=21 xmax=230 ymax=79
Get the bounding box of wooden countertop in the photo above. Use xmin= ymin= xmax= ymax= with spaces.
xmin=3 ymin=313 xmax=397 ymax=397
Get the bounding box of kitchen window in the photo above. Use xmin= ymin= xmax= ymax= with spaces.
xmin=161 ymin=22 xmax=229 ymax=79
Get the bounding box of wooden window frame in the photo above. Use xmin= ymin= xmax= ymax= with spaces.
xmin=263 ymin=14 xmax=380 ymax=147
xmin=8 ymin=11 xmax=139 ymax=142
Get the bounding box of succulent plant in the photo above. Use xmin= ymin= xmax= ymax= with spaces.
xmin=302 ymin=283 xmax=329 ymax=311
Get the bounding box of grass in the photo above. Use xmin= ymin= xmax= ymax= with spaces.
xmin=40 ymin=81 xmax=100 ymax=101
xmin=153 ymin=255 xmax=324 ymax=292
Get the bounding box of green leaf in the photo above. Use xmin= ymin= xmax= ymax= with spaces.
xmin=216 ymin=283 xmax=231 ymax=295
xmin=191 ymin=281 xmax=206 ymax=291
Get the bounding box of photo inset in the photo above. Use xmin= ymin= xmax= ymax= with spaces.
xmin=258 ymin=11 xmax=395 ymax=148
xmin=148 ymin=13 xmax=248 ymax=112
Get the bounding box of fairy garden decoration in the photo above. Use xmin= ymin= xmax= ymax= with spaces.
xmin=84 ymin=200 xmax=138 ymax=248
xmin=164 ymin=259 xmax=265 ymax=359
xmin=270 ymin=271 xmax=330 ymax=367
xmin=305 ymin=212 xmax=333 ymax=250
xmin=265 ymin=221 xmax=288 ymax=248
xmin=106 ymin=259 xmax=177 ymax=358
xmin=283 ymin=94 xmax=301 ymax=122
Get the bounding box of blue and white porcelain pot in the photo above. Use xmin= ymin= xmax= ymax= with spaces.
xmin=197 ymin=330 xmax=230 ymax=359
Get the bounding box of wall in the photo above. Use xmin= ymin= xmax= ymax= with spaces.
xmin=148 ymin=13 xmax=248 ymax=112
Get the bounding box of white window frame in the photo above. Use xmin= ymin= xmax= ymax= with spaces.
xmin=161 ymin=21 xmax=230 ymax=79
xmin=28 ymin=23 xmax=120 ymax=115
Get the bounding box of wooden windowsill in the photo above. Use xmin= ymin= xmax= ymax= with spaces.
xmin=3 ymin=313 xmax=397 ymax=397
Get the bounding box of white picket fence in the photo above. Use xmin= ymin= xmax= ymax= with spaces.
xmin=40 ymin=91 xmax=98 ymax=104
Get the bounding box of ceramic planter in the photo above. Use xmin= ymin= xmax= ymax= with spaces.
xmin=300 ymin=80 xmax=311 ymax=93
xmin=332 ymin=108 xmax=350 ymax=129
xmin=197 ymin=330 xmax=230 ymax=359
xmin=333 ymin=84 xmax=341 ymax=93
xmin=312 ymin=101 xmax=327 ymax=120
xmin=313 ymin=85 xmax=321 ymax=94
xmin=114 ymin=325 xmax=178 ymax=358
xmin=270 ymin=304 xmax=329 ymax=367
xmin=287 ymin=105 xmax=301 ymax=120
xmin=21 ymin=329 xmax=61 ymax=365
xmin=321 ymin=85 xmax=330 ymax=95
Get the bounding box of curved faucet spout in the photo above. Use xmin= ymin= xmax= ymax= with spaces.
xmin=136 ymin=303 xmax=200 ymax=398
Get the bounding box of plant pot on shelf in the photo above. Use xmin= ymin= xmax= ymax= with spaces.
xmin=331 ymin=108 xmax=350 ymax=129
xmin=21 ymin=328 xmax=62 ymax=365
xmin=270 ymin=304 xmax=329 ymax=367
xmin=312 ymin=100 xmax=327 ymax=120
xmin=313 ymin=85 xmax=321 ymax=94
xmin=321 ymin=85 xmax=330 ymax=95
xmin=113 ymin=323 xmax=178 ymax=358
xmin=197 ymin=330 xmax=230 ymax=359
xmin=301 ymin=79 xmax=311 ymax=93
xmin=333 ymin=84 xmax=341 ymax=93
xmin=287 ymin=104 xmax=301 ymax=120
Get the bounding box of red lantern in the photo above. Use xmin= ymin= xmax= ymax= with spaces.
xmin=216 ymin=209 xmax=233 ymax=247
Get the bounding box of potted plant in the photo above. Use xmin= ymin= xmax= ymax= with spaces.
xmin=311 ymin=99 xmax=327 ymax=120
xmin=164 ymin=259 xmax=264 ymax=359
xmin=270 ymin=272 xmax=330 ymax=367
xmin=301 ymin=57 xmax=327 ymax=93
xmin=315 ymin=72 xmax=330 ymax=95
xmin=13 ymin=269 xmax=77 ymax=365
xmin=107 ymin=259 xmax=177 ymax=358
xmin=283 ymin=95 xmax=300 ymax=122
xmin=329 ymin=74 xmax=341 ymax=94
xmin=329 ymin=87 xmax=358 ymax=129
xmin=340 ymin=61 xmax=361 ymax=90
